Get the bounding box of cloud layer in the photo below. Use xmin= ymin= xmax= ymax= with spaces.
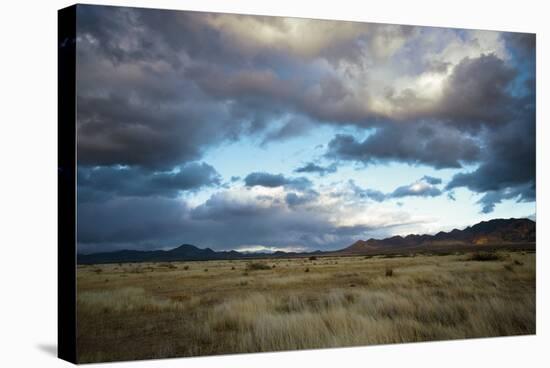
xmin=75 ymin=5 xmax=535 ymax=252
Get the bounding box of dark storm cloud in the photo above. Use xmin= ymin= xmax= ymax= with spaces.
xmin=77 ymin=196 xmax=191 ymax=252
xmin=77 ymin=5 xmax=378 ymax=171
xmin=75 ymin=79 xmax=241 ymax=169
xmin=476 ymin=183 xmax=535 ymax=214
xmin=446 ymin=117 xmax=535 ymax=212
xmin=75 ymin=6 xmax=287 ymax=170
xmin=244 ymin=172 xmax=313 ymax=190
xmin=438 ymin=51 xmax=534 ymax=212
xmin=444 ymin=39 xmax=535 ymax=211
xmin=421 ymin=176 xmax=442 ymax=185
xmin=261 ymin=117 xmax=314 ymax=145
xmin=76 ymin=5 xmax=405 ymax=172
xmin=294 ymin=162 xmax=338 ymax=176
xmin=78 ymin=6 xmax=535 ymax=138
xmin=326 ymin=122 xmax=481 ymax=169
xmin=77 ymin=6 xmax=533 ymax=173
xmin=348 ymin=180 xmax=386 ymax=202
xmin=435 ymin=54 xmax=518 ymax=126
xmin=77 ymin=6 xmax=243 ymax=69
xmin=446 ymin=122 xmax=535 ymax=193
xmin=78 ymin=162 xmax=221 ymax=201
xmin=76 ymin=6 xmax=150 ymax=65
xmin=77 ymin=14 xmax=235 ymax=177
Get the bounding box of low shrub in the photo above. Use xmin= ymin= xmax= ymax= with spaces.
xmin=246 ymin=262 xmax=271 ymax=271
xmin=466 ymin=252 xmax=502 ymax=262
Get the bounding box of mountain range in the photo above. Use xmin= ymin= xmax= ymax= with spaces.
xmin=341 ymin=217 xmax=535 ymax=254
xmin=77 ymin=218 xmax=535 ymax=264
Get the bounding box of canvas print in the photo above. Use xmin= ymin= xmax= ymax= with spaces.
xmin=69 ymin=4 xmax=536 ymax=363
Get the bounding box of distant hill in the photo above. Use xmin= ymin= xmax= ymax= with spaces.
xmin=77 ymin=243 xmax=310 ymax=264
xmin=79 ymin=244 xmax=248 ymax=264
xmin=340 ymin=218 xmax=535 ymax=254
xmin=77 ymin=218 xmax=535 ymax=264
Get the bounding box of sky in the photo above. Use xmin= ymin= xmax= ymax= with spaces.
xmin=75 ymin=5 xmax=536 ymax=254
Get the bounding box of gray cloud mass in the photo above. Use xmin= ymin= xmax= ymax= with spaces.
xmin=78 ymin=162 xmax=221 ymax=202
xmin=327 ymin=122 xmax=482 ymax=169
xmin=294 ymin=162 xmax=338 ymax=176
xmin=244 ymin=172 xmax=313 ymax=191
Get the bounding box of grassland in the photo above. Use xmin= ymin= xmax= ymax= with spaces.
xmin=76 ymin=250 xmax=535 ymax=363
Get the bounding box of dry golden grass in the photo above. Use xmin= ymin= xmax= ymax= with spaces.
xmin=76 ymin=251 xmax=535 ymax=363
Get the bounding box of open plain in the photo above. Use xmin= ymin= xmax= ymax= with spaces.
xmin=77 ymin=250 xmax=536 ymax=363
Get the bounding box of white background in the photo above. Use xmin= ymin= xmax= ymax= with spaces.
xmin=0 ymin=0 xmax=548 ymax=366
